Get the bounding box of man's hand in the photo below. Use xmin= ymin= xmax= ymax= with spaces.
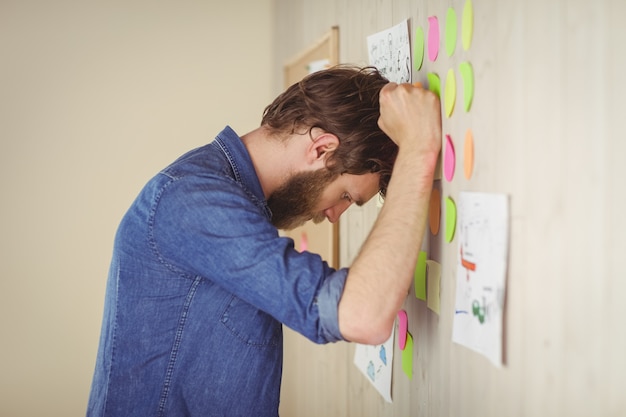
xmin=377 ymin=82 xmax=442 ymax=155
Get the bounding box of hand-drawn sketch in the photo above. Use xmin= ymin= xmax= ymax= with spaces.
xmin=353 ymin=327 xmax=395 ymax=403
xmin=367 ymin=20 xmax=411 ymax=83
xmin=452 ymin=192 xmax=510 ymax=367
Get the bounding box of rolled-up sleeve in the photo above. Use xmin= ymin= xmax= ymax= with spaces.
xmin=315 ymin=267 xmax=349 ymax=343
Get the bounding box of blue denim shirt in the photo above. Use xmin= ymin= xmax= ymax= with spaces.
xmin=88 ymin=126 xmax=348 ymax=417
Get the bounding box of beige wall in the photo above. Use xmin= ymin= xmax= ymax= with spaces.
xmin=0 ymin=1 xmax=273 ymax=415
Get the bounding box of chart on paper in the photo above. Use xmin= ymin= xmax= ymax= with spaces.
xmin=452 ymin=192 xmax=510 ymax=367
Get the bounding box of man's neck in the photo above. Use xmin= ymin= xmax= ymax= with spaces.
xmin=240 ymin=126 xmax=301 ymax=199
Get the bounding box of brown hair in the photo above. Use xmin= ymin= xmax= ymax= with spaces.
xmin=261 ymin=65 xmax=397 ymax=197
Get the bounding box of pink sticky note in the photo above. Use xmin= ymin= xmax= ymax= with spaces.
xmin=428 ymin=16 xmax=440 ymax=61
xmin=444 ymin=134 xmax=456 ymax=182
xmin=397 ymin=310 xmax=408 ymax=350
xmin=299 ymin=232 xmax=308 ymax=252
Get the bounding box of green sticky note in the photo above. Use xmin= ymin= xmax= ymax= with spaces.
xmin=445 ymin=197 xmax=457 ymax=242
xmin=414 ymin=26 xmax=425 ymax=71
xmin=427 ymin=72 xmax=441 ymax=98
xmin=402 ymin=331 xmax=413 ymax=379
xmin=459 ymin=62 xmax=474 ymax=112
xmin=462 ymin=0 xmax=474 ymax=51
xmin=414 ymin=250 xmax=427 ymax=301
xmin=445 ymin=7 xmax=457 ymax=57
xmin=444 ymin=68 xmax=456 ymax=118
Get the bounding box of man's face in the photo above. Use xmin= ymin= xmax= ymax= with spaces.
xmin=267 ymin=169 xmax=380 ymax=231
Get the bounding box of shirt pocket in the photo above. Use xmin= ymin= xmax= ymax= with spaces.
xmin=220 ymin=295 xmax=282 ymax=347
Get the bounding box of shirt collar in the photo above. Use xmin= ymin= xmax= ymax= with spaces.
xmin=214 ymin=126 xmax=270 ymax=217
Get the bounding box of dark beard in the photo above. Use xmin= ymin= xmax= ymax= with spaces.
xmin=267 ymin=169 xmax=336 ymax=230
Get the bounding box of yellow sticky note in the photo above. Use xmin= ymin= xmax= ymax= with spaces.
xmin=426 ymin=260 xmax=442 ymax=314
xmin=445 ymin=7 xmax=457 ymax=57
xmin=414 ymin=251 xmax=427 ymax=301
xmin=444 ymin=68 xmax=456 ymax=118
xmin=427 ymin=72 xmax=441 ymax=98
xmin=445 ymin=197 xmax=457 ymax=243
xmin=462 ymin=0 xmax=474 ymax=51
xmin=402 ymin=331 xmax=413 ymax=379
xmin=459 ymin=61 xmax=474 ymax=112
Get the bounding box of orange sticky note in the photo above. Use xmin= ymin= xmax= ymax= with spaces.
xmin=429 ymin=187 xmax=441 ymax=235
xmin=464 ymin=129 xmax=474 ymax=179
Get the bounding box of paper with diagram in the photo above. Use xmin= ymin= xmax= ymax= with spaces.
xmin=353 ymin=327 xmax=395 ymax=403
xmin=367 ymin=19 xmax=411 ymax=83
xmin=452 ymin=192 xmax=510 ymax=367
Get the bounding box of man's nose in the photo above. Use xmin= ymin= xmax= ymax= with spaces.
xmin=324 ymin=200 xmax=352 ymax=223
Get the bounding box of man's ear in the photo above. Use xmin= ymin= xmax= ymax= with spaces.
xmin=307 ymin=131 xmax=339 ymax=168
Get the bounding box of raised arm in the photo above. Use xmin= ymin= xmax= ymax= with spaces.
xmin=338 ymin=83 xmax=442 ymax=344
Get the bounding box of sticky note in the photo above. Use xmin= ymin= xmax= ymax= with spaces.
xmin=426 ymin=260 xmax=441 ymax=314
xmin=462 ymin=0 xmax=474 ymax=51
xmin=445 ymin=7 xmax=457 ymax=57
xmin=402 ymin=331 xmax=413 ymax=379
xmin=299 ymin=232 xmax=308 ymax=251
xmin=414 ymin=250 xmax=427 ymax=301
xmin=464 ymin=129 xmax=474 ymax=179
xmin=427 ymin=72 xmax=441 ymax=98
xmin=414 ymin=27 xmax=425 ymax=71
xmin=445 ymin=197 xmax=457 ymax=242
xmin=397 ymin=310 xmax=408 ymax=350
xmin=444 ymin=69 xmax=456 ymax=118
xmin=427 ymin=16 xmax=440 ymax=61
xmin=459 ymin=62 xmax=474 ymax=112
xmin=429 ymin=187 xmax=441 ymax=235
xmin=444 ymin=134 xmax=455 ymax=182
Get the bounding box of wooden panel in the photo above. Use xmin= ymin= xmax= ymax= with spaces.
xmin=275 ymin=0 xmax=626 ymax=416
xmin=284 ymin=27 xmax=339 ymax=91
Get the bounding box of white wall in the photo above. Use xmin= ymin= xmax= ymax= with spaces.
xmin=0 ymin=1 xmax=273 ymax=415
